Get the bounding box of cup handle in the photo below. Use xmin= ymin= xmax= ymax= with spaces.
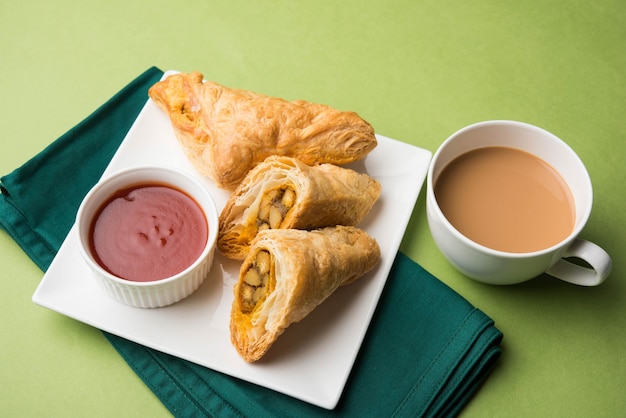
xmin=546 ymin=239 xmax=612 ymax=286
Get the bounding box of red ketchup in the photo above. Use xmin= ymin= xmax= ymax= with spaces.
xmin=89 ymin=183 xmax=208 ymax=282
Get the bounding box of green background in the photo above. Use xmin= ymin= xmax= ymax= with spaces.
xmin=1 ymin=1 xmax=624 ymax=416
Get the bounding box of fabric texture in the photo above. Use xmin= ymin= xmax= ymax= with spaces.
xmin=0 ymin=67 xmax=502 ymax=417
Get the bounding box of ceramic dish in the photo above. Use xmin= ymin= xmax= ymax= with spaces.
xmin=33 ymin=70 xmax=432 ymax=409
xmin=76 ymin=166 xmax=219 ymax=308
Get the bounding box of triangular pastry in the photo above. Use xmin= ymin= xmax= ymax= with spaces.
xmin=218 ymin=156 xmax=381 ymax=259
xmin=148 ymin=72 xmax=377 ymax=189
xmin=230 ymin=226 xmax=381 ymax=362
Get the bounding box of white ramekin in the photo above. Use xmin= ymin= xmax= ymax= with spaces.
xmin=76 ymin=166 xmax=219 ymax=308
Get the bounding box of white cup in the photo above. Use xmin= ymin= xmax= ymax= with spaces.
xmin=426 ymin=120 xmax=612 ymax=286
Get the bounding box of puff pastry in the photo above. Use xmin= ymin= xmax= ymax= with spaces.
xmin=230 ymin=226 xmax=381 ymax=362
xmin=217 ymin=156 xmax=381 ymax=259
xmin=148 ymin=72 xmax=377 ymax=189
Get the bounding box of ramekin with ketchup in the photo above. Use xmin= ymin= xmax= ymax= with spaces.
xmin=76 ymin=166 xmax=218 ymax=308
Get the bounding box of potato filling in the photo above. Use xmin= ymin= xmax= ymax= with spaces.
xmin=240 ymin=250 xmax=273 ymax=313
xmin=256 ymin=187 xmax=296 ymax=232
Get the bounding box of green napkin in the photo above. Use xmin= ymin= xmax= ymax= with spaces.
xmin=0 ymin=67 xmax=502 ymax=417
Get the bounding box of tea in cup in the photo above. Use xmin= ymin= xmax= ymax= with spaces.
xmin=426 ymin=120 xmax=612 ymax=285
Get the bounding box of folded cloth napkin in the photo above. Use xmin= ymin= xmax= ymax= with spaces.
xmin=0 ymin=67 xmax=503 ymax=417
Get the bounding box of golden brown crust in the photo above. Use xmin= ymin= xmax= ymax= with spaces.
xmin=218 ymin=156 xmax=381 ymax=259
xmin=230 ymin=226 xmax=380 ymax=362
xmin=148 ymin=72 xmax=377 ymax=189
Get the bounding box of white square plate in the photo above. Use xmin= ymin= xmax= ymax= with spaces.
xmin=33 ymin=71 xmax=432 ymax=409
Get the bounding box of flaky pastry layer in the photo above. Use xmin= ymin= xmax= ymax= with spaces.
xmin=148 ymin=72 xmax=377 ymax=189
xmin=230 ymin=226 xmax=380 ymax=362
xmin=218 ymin=156 xmax=381 ymax=259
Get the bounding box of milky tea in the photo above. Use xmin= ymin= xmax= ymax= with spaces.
xmin=434 ymin=146 xmax=575 ymax=253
